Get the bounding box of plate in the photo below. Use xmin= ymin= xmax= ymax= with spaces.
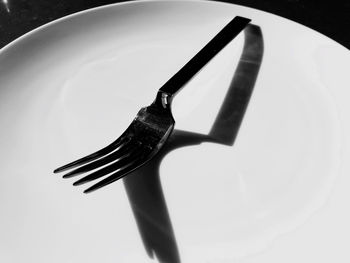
xmin=0 ymin=0 xmax=349 ymax=262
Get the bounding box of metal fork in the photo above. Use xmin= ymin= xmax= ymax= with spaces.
xmin=54 ymin=16 xmax=251 ymax=193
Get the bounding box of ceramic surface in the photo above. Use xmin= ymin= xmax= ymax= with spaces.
xmin=0 ymin=1 xmax=349 ymax=262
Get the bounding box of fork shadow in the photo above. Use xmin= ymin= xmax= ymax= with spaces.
xmin=123 ymin=24 xmax=264 ymax=263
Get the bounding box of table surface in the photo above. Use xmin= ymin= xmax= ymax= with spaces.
xmin=0 ymin=0 xmax=349 ymax=50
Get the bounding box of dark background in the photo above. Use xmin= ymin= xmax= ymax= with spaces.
xmin=0 ymin=0 xmax=349 ymax=49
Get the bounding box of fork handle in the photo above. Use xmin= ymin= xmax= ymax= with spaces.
xmin=155 ymin=16 xmax=251 ymax=108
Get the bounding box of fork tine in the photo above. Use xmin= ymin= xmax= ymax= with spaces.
xmin=83 ymin=155 xmax=149 ymax=194
xmin=62 ymin=140 xmax=137 ymax=178
xmin=54 ymin=135 xmax=131 ymax=173
xmin=72 ymin=144 xmax=146 ymax=186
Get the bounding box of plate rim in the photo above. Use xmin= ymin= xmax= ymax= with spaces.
xmin=0 ymin=0 xmax=349 ymax=55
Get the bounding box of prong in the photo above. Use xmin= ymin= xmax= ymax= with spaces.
xmin=72 ymin=144 xmax=144 ymax=186
xmin=62 ymin=140 xmax=138 ymax=178
xmin=83 ymin=154 xmax=149 ymax=194
xmin=54 ymin=136 xmax=131 ymax=173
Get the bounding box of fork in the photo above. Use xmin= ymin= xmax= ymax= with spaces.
xmin=54 ymin=16 xmax=251 ymax=193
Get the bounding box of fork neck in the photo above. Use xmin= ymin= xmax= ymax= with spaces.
xmin=153 ymin=91 xmax=173 ymax=110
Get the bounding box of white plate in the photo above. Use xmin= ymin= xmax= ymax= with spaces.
xmin=0 ymin=0 xmax=349 ymax=262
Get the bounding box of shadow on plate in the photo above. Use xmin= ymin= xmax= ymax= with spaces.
xmin=123 ymin=24 xmax=264 ymax=263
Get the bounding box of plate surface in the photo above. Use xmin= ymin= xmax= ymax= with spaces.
xmin=0 ymin=0 xmax=349 ymax=262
